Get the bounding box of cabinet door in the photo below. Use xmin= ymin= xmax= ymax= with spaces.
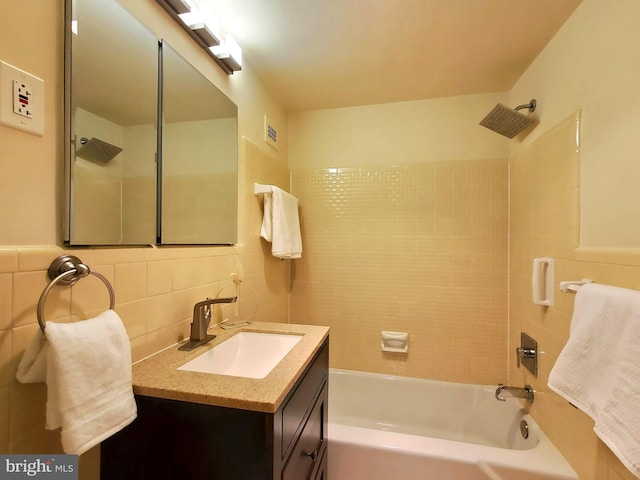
xmin=311 ymin=448 xmax=327 ymax=480
xmin=282 ymin=384 xmax=326 ymax=480
xmin=282 ymin=343 xmax=328 ymax=458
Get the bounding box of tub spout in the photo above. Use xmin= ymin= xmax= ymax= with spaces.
xmin=495 ymin=384 xmax=534 ymax=403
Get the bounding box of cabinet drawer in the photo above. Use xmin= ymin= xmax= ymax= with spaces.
xmin=282 ymin=385 xmax=326 ymax=480
xmin=282 ymin=342 xmax=328 ymax=457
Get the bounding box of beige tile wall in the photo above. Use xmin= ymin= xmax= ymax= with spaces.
xmin=508 ymin=111 xmax=640 ymax=480
xmin=122 ymin=176 xmax=155 ymax=244
xmin=71 ymin=166 xmax=157 ymax=245
xmin=71 ymin=165 xmax=122 ymax=244
xmin=0 ymin=138 xmax=290 ymax=478
xmin=162 ymin=172 xmax=237 ymax=244
xmin=291 ymin=158 xmax=508 ymax=384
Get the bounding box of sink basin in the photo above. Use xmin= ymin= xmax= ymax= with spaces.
xmin=178 ymin=331 xmax=303 ymax=379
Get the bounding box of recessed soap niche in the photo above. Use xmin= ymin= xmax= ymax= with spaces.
xmin=381 ymin=331 xmax=408 ymax=353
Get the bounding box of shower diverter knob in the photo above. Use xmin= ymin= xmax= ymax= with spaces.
xmin=516 ymin=347 xmax=536 ymax=367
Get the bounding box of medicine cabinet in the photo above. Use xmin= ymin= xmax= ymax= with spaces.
xmin=63 ymin=0 xmax=238 ymax=245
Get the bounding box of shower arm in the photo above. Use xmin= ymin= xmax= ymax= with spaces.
xmin=514 ymin=99 xmax=537 ymax=113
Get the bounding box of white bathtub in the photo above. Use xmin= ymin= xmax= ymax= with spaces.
xmin=328 ymin=369 xmax=578 ymax=480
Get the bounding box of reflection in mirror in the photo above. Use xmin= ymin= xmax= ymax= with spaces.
xmin=159 ymin=41 xmax=238 ymax=244
xmin=65 ymin=0 xmax=157 ymax=245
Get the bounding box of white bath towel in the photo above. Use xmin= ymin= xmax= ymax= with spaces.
xmin=548 ymin=283 xmax=640 ymax=479
xmin=260 ymin=186 xmax=302 ymax=259
xmin=16 ymin=310 xmax=137 ymax=455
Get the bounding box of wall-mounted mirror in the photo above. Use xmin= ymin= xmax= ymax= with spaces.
xmin=64 ymin=0 xmax=238 ymax=246
xmin=159 ymin=41 xmax=238 ymax=245
xmin=65 ymin=0 xmax=158 ymax=245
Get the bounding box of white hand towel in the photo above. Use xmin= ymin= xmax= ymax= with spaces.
xmin=16 ymin=328 xmax=48 ymax=383
xmin=260 ymin=191 xmax=274 ymax=242
xmin=260 ymin=186 xmax=302 ymax=259
xmin=16 ymin=310 xmax=137 ymax=455
xmin=548 ymin=283 xmax=640 ymax=479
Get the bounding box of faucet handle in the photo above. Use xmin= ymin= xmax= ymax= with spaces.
xmin=203 ymin=297 xmax=212 ymax=321
xmin=516 ymin=346 xmax=536 ymax=368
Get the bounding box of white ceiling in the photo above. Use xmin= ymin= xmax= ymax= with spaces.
xmin=203 ymin=0 xmax=582 ymax=112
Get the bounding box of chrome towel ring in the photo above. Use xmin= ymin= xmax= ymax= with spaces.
xmin=37 ymin=255 xmax=116 ymax=333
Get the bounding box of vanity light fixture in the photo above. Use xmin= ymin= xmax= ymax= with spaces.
xmin=189 ymin=22 xmax=222 ymax=47
xmin=163 ymin=0 xmax=191 ymax=15
xmin=178 ymin=6 xmax=222 ymax=47
xmin=156 ymin=0 xmax=241 ymax=74
xmin=210 ymin=35 xmax=242 ymax=72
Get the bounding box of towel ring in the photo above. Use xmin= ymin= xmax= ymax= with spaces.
xmin=37 ymin=255 xmax=115 ymax=333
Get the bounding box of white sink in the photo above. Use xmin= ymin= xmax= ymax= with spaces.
xmin=178 ymin=331 xmax=303 ymax=379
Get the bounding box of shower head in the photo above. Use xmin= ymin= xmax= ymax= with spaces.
xmin=479 ymin=99 xmax=538 ymax=139
xmin=75 ymin=137 xmax=123 ymax=164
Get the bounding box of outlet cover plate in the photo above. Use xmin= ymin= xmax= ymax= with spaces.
xmin=0 ymin=61 xmax=44 ymax=136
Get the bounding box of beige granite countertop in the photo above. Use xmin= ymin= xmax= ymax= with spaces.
xmin=132 ymin=322 xmax=329 ymax=413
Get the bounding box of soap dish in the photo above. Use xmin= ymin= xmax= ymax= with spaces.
xmin=381 ymin=331 xmax=408 ymax=353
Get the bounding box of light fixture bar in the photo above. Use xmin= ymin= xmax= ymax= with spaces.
xmin=211 ymin=35 xmax=242 ymax=72
xmin=164 ymin=0 xmax=191 ymax=15
xmin=217 ymin=54 xmax=241 ymax=72
xmin=155 ymin=0 xmax=237 ymax=75
xmin=190 ymin=23 xmax=221 ymax=47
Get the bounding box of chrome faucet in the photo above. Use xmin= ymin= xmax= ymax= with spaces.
xmin=495 ymin=384 xmax=534 ymax=403
xmin=178 ymin=296 xmax=238 ymax=351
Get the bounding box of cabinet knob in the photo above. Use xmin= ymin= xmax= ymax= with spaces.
xmin=303 ymin=450 xmax=318 ymax=462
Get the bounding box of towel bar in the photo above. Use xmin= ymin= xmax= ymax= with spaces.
xmin=254 ymin=182 xmax=274 ymax=195
xmin=559 ymin=278 xmax=593 ymax=293
xmin=37 ymin=255 xmax=115 ymax=333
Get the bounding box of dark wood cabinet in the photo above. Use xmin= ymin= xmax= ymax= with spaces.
xmin=101 ymin=340 xmax=328 ymax=480
xmin=282 ymin=384 xmax=326 ymax=480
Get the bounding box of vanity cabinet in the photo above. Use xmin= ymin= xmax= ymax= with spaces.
xmin=101 ymin=340 xmax=328 ymax=480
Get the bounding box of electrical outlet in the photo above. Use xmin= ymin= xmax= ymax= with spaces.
xmin=0 ymin=60 xmax=44 ymax=136
xmin=13 ymin=80 xmax=33 ymax=118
